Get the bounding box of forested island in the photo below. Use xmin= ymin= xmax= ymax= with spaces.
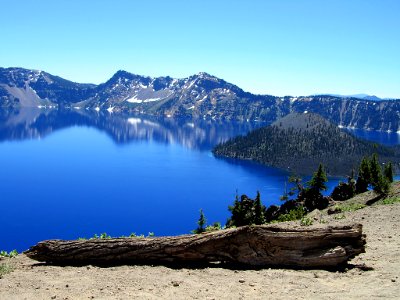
xmin=213 ymin=113 xmax=400 ymax=176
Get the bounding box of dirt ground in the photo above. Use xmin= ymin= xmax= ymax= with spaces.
xmin=1 ymin=201 xmax=399 ymax=299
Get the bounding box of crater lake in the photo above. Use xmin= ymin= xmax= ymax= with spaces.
xmin=1 ymin=108 xmax=399 ymax=251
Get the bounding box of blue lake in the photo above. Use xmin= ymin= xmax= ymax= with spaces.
xmin=0 ymin=109 xmax=399 ymax=252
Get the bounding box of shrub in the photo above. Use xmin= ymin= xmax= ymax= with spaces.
xmin=226 ymin=192 xmax=267 ymax=227
xmin=100 ymin=233 xmax=111 ymax=239
xmin=338 ymin=203 xmax=366 ymax=212
xmin=274 ymin=206 xmax=306 ymax=222
xmin=0 ymin=250 xmax=18 ymax=258
xmin=0 ymin=263 xmax=13 ymax=278
xmin=205 ymin=222 xmax=222 ymax=232
xmin=300 ymin=217 xmax=313 ymax=226
xmin=381 ymin=197 xmax=400 ymax=205
xmin=331 ymin=180 xmax=356 ymax=201
xmin=334 ymin=214 xmax=346 ymax=220
xmin=264 ymin=205 xmax=280 ymax=223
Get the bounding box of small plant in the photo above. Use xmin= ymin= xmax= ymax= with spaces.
xmin=319 ymin=218 xmax=327 ymax=224
xmin=0 ymin=250 xmax=18 ymax=258
xmin=339 ymin=203 xmax=366 ymax=212
xmin=192 ymin=209 xmax=207 ymax=234
xmin=205 ymin=222 xmax=222 ymax=232
xmin=100 ymin=233 xmax=111 ymax=239
xmin=129 ymin=233 xmax=145 ymax=238
xmin=0 ymin=263 xmax=13 ymax=278
xmin=334 ymin=214 xmax=346 ymax=220
xmin=381 ymin=197 xmax=400 ymax=205
xmin=147 ymin=232 xmax=155 ymax=237
xmin=274 ymin=206 xmax=306 ymax=223
xmin=300 ymin=217 xmax=313 ymax=226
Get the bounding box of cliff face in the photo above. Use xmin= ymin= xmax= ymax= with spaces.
xmin=1 ymin=67 xmax=399 ymax=131
xmin=289 ymin=96 xmax=400 ymax=132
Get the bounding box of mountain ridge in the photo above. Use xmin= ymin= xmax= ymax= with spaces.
xmin=1 ymin=67 xmax=399 ymax=131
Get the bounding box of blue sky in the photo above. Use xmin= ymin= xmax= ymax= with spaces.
xmin=1 ymin=0 xmax=399 ymax=98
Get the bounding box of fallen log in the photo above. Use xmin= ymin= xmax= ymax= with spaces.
xmin=25 ymin=224 xmax=365 ymax=268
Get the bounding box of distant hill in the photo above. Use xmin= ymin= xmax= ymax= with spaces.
xmin=212 ymin=113 xmax=400 ymax=176
xmin=322 ymin=94 xmax=386 ymax=101
xmin=1 ymin=67 xmax=400 ymax=131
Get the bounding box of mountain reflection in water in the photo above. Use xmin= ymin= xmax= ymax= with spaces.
xmin=0 ymin=108 xmax=263 ymax=150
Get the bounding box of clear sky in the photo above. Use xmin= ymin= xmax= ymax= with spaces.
xmin=1 ymin=0 xmax=399 ymax=98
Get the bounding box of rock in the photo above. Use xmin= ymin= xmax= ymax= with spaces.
xmin=171 ymin=281 xmax=180 ymax=287
xmin=328 ymin=206 xmax=342 ymax=215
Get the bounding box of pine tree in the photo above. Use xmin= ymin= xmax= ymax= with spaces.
xmin=356 ymin=157 xmax=371 ymax=193
xmin=227 ymin=192 xmax=242 ymax=227
xmin=193 ymin=209 xmax=206 ymax=234
xmin=331 ymin=170 xmax=356 ymax=201
xmin=288 ymin=175 xmax=304 ymax=200
xmin=384 ymin=162 xmax=394 ymax=183
xmin=373 ymin=174 xmax=390 ymax=196
xmin=369 ymin=153 xmax=381 ymax=187
xmin=227 ymin=192 xmax=266 ymax=227
xmin=304 ymin=164 xmax=328 ymax=211
xmin=254 ymin=191 xmax=265 ymax=225
xmin=307 ymin=163 xmax=328 ymax=193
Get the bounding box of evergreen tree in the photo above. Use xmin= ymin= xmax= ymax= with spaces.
xmin=369 ymin=153 xmax=381 ymax=187
xmin=356 ymin=157 xmax=371 ymax=193
xmin=254 ymin=191 xmax=265 ymax=225
xmin=227 ymin=192 xmax=242 ymax=227
xmin=304 ymin=164 xmax=328 ymax=211
xmin=332 ymin=169 xmax=357 ymax=201
xmin=355 ymin=154 xmax=392 ymax=196
xmin=193 ymin=209 xmax=206 ymax=234
xmin=288 ymin=175 xmax=304 ymax=200
xmin=373 ymin=174 xmax=390 ymax=196
xmin=307 ymin=163 xmax=328 ymax=193
xmin=384 ymin=162 xmax=394 ymax=183
xmin=227 ymin=192 xmax=266 ymax=227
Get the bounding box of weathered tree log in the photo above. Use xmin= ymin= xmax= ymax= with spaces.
xmin=25 ymin=224 xmax=366 ymax=268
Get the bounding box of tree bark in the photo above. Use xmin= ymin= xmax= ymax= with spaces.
xmin=24 ymin=224 xmax=365 ymax=268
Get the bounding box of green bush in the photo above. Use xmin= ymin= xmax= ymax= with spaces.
xmin=334 ymin=214 xmax=346 ymax=220
xmin=226 ymin=191 xmax=266 ymax=227
xmin=338 ymin=203 xmax=366 ymax=212
xmin=205 ymin=222 xmax=222 ymax=232
xmin=100 ymin=233 xmax=111 ymax=239
xmin=0 ymin=263 xmax=13 ymax=278
xmin=331 ymin=181 xmax=356 ymax=201
xmin=0 ymin=250 xmax=18 ymax=258
xmin=300 ymin=217 xmax=313 ymax=226
xmin=274 ymin=206 xmax=306 ymax=222
xmin=129 ymin=233 xmax=145 ymax=238
xmin=381 ymin=197 xmax=400 ymax=205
